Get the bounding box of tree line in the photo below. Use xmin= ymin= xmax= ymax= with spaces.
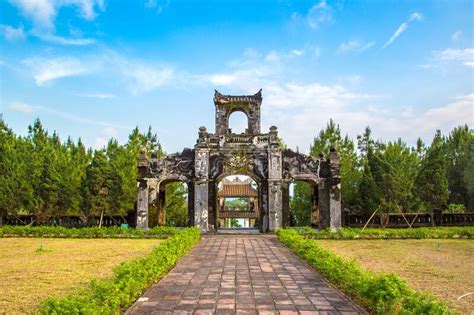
xmin=0 ymin=118 xmax=187 ymax=226
xmin=290 ymin=120 xmax=474 ymax=226
xmin=1 ymin=117 xmax=472 ymax=227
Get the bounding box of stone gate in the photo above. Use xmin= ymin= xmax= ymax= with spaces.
xmin=136 ymin=90 xmax=341 ymax=232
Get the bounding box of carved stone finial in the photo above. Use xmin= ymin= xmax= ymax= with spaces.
xmin=319 ymin=152 xmax=324 ymax=158
xmin=269 ymin=126 xmax=278 ymax=132
xmin=199 ymin=126 xmax=207 ymax=133
xmin=139 ymin=147 xmax=147 ymax=161
xmin=330 ymin=143 xmax=337 ymax=152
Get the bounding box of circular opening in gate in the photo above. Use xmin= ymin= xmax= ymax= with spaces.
xmin=216 ymin=175 xmax=259 ymax=229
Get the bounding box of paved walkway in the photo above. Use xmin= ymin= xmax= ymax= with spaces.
xmin=127 ymin=235 xmax=364 ymax=315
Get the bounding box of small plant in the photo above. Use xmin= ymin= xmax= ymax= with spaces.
xmin=276 ymin=229 xmax=454 ymax=314
xmin=36 ymin=244 xmax=44 ymax=252
xmin=38 ymin=228 xmax=200 ymax=314
xmin=435 ymin=242 xmax=443 ymax=251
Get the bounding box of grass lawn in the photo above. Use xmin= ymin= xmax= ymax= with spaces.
xmin=317 ymin=239 xmax=474 ymax=314
xmin=0 ymin=238 xmax=161 ymax=314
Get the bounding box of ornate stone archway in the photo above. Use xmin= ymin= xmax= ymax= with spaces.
xmin=137 ymin=90 xmax=341 ymax=232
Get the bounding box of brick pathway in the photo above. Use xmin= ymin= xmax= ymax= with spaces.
xmin=127 ymin=235 xmax=364 ymax=315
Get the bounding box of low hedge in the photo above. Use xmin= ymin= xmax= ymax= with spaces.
xmin=277 ymin=229 xmax=454 ymax=315
xmin=0 ymin=225 xmax=180 ymax=239
xmin=38 ymin=227 xmax=200 ymax=314
xmin=294 ymin=226 xmax=474 ymax=240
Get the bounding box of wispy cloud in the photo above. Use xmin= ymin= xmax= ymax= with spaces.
xmin=144 ymin=0 xmax=169 ymax=14
xmin=292 ymin=0 xmax=333 ymax=30
xmin=337 ymin=40 xmax=375 ymax=54
xmin=382 ymin=12 xmax=423 ymax=49
xmin=0 ymin=24 xmax=26 ymax=41
xmin=78 ymin=93 xmax=117 ymax=99
xmin=8 ymin=0 xmax=104 ymax=45
xmin=435 ymin=48 xmax=474 ymax=68
xmin=452 ymin=30 xmax=462 ymax=42
xmin=8 ymin=102 xmax=36 ymax=113
xmin=126 ymin=65 xmax=175 ymax=94
xmin=421 ymin=48 xmax=474 ymax=69
xmin=8 ymin=101 xmax=130 ymax=130
xmin=33 ymin=32 xmax=96 ymax=46
xmin=23 ymin=57 xmax=88 ymax=86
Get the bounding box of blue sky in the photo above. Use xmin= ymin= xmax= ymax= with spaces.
xmin=1 ymin=0 xmax=473 ymax=153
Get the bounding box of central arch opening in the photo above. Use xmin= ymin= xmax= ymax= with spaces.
xmin=216 ymin=175 xmax=259 ymax=230
xmin=228 ymin=111 xmax=248 ymax=134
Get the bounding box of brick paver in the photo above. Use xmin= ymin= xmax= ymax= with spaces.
xmin=127 ymin=235 xmax=365 ymax=315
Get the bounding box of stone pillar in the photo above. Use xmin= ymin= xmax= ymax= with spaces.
xmin=267 ymin=126 xmax=283 ymax=232
xmin=194 ymin=148 xmax=210 ymax=232
xmin=208 ymin=180 xmax=216 ymax=232
xmin=187 ymin=182 xmax=195 ymax=226
xmin=311 ymin=184 xmax=319 ymax=227
xmin=318 ymin=180 xmax=330 ymax=229
xmin=281 ymin=182 xmax=290 ymax=227
xmin=136 ymin=179 xmax=149 ymax=230
xmin=259 ymin=180 xmax=269 ymax=232
xmin=157 ymin=188 xmax=166 ymax=226
xmin=329 ymin=146 xmax=342 ymax=230
xmin=136 ymin=148 xmax=149 ymax=230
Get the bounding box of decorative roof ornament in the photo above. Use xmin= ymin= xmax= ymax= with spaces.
xmin=214 ymin=89 xmax=262 ymax=105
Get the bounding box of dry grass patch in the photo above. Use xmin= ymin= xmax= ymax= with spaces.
xmin=317 ymin=239 xmax=474 ymax=314
xmin=0 ymin=238 xmax=161 ymax=314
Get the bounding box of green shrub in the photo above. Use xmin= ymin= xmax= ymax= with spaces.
xmin=277 ymin=229 xmax=454 ymax=315
xmin=0 ymin=225 xmax=180 ymax=239
xmin=38 ymin=227 xmax=200 ymax=314
xmin=294 ymin=226 xmax=474 ymax=240
xmin=443 ymin=204 xmax=466 ymax=214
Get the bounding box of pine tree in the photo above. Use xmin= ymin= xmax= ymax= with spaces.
xmin=310 ymin=119 xmax=361 ymax=210
xmin=415 ymin=130 xmax=449 ymax=211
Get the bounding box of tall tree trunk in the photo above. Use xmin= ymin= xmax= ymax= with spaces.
xmin=99 ymin=209 xmax=104 ymax=228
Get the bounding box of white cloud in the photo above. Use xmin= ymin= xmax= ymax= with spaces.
xmin=270 ymin=93 xmax=473 ymax=153
xmin=292 ymin=0 xmax=332 ymax=30
xmin=34 ymin=32 xmax=96 ymax=45
xmin=126 ymin=65 xmax=174 ymax=94
xmin=337 ymin=40 xmax=375 ymax=54
xmin=291 ymin=49 xmax=304 ymax=57
xmin=307 ymin=0 xmax=332 ymax=30
xmin=0 ymin=24 xmax=26 ymax=40
xmin=9 ymin=0 xmax=104 ymax=45
xmin=8 ymin=102 xmax=36 ymax=113
xmin=243 ymin=48 xmax=260 ymax=59
xmin=94 ymin=137 xmax=108 ymax=149
xmin=8 ymin=101 xmax=130 ymax=132
xmin=23 ymin=57 xmax=88 ymax=86
xmin=382 ymin=12 xmax=423 ymax=49
xmin=265 ymin=51 xmax=280 ymax=62
xmin=10 ymin=0 xmax=105 ymax=31
xmin=409 ymin=12 xmax=423 ymax=22
xmin=209 ymin=74 xmax=236 ymax=85
xmin=102 ymin=126 xmax=117 ymax=136
xmin=78 ymin=93 xmax=116 ymax=99
xmin=434 ymin=48 xmax=474 ymax=68
xmin=144 ymin=0 xmax=168 ymax=14
xmin=452 ymin=30 xmax=462 ymax=42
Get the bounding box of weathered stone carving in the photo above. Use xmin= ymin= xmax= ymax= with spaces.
xmin=137 ymin=89 xmax=341 ymax=232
